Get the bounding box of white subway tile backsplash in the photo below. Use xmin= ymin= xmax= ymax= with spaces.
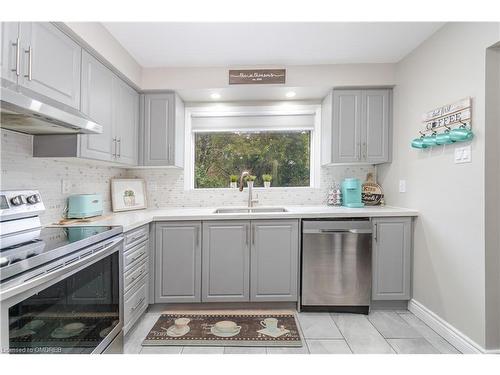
xmin=1 ymin=129 xmax=374 ymax=225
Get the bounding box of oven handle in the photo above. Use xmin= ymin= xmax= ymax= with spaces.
xmin=0 ymin=236 xmax=123 ymax=302
xmin=303 ymin=229 xmax=372 ymax=234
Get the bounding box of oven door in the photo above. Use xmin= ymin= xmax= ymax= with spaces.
xmin=0 ymin=236 xmax=123 ymax=354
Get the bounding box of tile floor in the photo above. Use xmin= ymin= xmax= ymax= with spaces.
xmin=124 ymin=309 xmax=460 ymax=354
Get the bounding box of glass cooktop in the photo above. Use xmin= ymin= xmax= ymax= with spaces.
xmin=0 ymin=226 xmax=120 ymax=281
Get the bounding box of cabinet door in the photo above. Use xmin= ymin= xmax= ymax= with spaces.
xmin=372 ymin=217 xmax=412 ymax=300
xmin=332 ymin=90 xmax=362 ymax=163
xmin=250 ymin=220 xmax=299 ymax=302
xmin=1 ymin=22 xmax=20 ymax=86
xmin=114 ymin=78 xmax=139 ymax=166
xmin=18 ymin=22 xmax=81 ymax=109
xmin=142 ymin=93 xmax=175 ymax=166
xmin=79 ymin=51 xmax=114 ymax=161
xmin=362 ymin=89 xmax=391 ymax=164
xmin=155 ymin=222 xmax=201 ymax=303
xmin=202 ymin=221 xmax=250 ymax=302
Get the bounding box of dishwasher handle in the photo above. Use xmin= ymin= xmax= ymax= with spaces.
xmin=303 ymin=228 xmax=372 ymax=234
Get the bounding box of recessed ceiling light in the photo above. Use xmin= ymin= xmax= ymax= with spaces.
xmin=210 ymin=93 xmax=221 ymax=100
xmin=285 ymin=91 xmax=296 ymax=98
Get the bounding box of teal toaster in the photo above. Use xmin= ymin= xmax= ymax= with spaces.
xmin=67 ymin=194 xmax=103 ymax=218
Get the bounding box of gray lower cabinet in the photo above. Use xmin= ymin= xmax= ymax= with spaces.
xmin=18 ymin=22 xmax=81 ymax=109
xmin=202 ymin=221 xmax=250 ymax=302
xmin=372 ymin=217 xmax=412 ymax=300
xmin=325 ymin=88 xmax=391 ymax=165
xmin=250 ymin=220 xmax=299 ymax=301
xmin=155 ymin=222 xmax=202 ymax=303
xmin=140 ymin=92 xmax=184 ymax=167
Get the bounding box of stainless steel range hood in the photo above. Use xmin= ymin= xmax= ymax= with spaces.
xmin=0 ymin=87 xmax=102 ymax=135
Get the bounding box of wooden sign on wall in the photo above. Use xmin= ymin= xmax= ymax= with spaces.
xmin=229 ymin=69 xmax=286 ymax=85
xmin=422 ymin=97 xmax=472 ymax=132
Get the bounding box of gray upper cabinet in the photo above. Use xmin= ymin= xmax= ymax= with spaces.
xmin=362 ymin=90 xmax=391 ymax=164
xmin=202 ymin=221 xmax=250 ymax=302
xmin=34 ymin=48 xmax=139 ymax=166
xmin=372 ymin=217 xmax=412 ymax=300
xmin=1 ymin=22 xmax=20 ymax=86
xmin=250 ymin=220 xmax=299 ymax=302
xmin=325 ymin=88 xmax=392 ymax=165
xmin=155 ymin=222 xmax=201 ymax=303
xmin=113 ymin=78 xmax=139 ymax=166
xmin=140 ymin=93 xmax=185 ymax=167
xmin=332 ymin=90 xmax=362 ymax=163
xmin=80 ymin=50 xmax=114 ymax=162
xmin=18 ymin=23 xmax=81 ymax=109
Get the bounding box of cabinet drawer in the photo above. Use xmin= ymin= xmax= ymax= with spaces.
xmin=124 ymin=258 xmax=148 ymax=292
xmin=125 ymin=225 xmax=149 ymax=249
xmin=124 ymin=276 xmax=148 ymax=330
xmin=124 ymin=240 xmax=148 ymax=271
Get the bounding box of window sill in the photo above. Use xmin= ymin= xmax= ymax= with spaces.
xmin=187 ymin=186 xmax=318 ymax=192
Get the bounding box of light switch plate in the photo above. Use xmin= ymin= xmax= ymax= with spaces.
xmin=399 ymin=180 xmax=406 ymax=193
xmin=455 ymin=145 xmax=472 ymax=164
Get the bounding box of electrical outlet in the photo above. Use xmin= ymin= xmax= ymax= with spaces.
xmin=399 ymin=180 xmax=406 ymax=193
xmin=455 ymin=145 xmax=472 ymax=164
xmin=61 ymin=179 xmax=71 ymax=194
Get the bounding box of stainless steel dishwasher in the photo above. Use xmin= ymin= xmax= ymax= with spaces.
xmin=301 ymin=219 xmax=372 ymax=314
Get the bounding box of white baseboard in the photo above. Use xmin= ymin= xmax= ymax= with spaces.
xmin=408 ymin=299 xmax=489 ymax=354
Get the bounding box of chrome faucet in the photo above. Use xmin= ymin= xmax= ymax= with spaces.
xmin=239 ymin=171 xmax=259 ymax=208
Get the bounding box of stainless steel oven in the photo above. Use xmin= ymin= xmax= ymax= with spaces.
xmin=0 ymin=190 xmax=124 ymax=354
xmin=1 ymin=235 xmax=124 ymax=354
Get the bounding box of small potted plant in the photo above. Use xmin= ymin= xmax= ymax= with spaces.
xmin=262 ymin=174 xmax=272 ymax=188
xmin=229 ymin=175 xmax=238 ymax=189
xmin=245 ymin=175 xmax=256 ymax=188
xmin=123 ymin=189 xmax=136 ymax=206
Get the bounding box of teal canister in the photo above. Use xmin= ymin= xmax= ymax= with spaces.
xmin=450 ymin=125 xmax=473 ymax=142
xmin=435 ymin=130 xmax=454 ymax=145
xmin=422 ymin=133 xmax=438 ymax=147
xmin=411 ymin=137 xmax=428 ymax=149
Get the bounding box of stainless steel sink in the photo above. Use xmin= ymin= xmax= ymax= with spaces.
xmin=214 ymin=207 xmax=288 ymax=214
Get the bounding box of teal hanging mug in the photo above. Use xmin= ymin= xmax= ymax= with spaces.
xmin=435 ymin=130 xmax=454 ymax=145
xmin=450 ymin=125 xmax=473 ymax=142
xmin=422 ymin=133 xmax=438 ymax=147
xmin=411 ymin=136 xmax=428 ymax=149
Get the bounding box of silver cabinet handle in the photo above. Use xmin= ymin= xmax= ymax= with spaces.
xmin=245 ymin=225 xmax=249 ymax=245
xmin=131 ymin=251 xmax=145 ymax=263
xmin=374 ymin=223 xmax=378 ymax=242
xmin=252 ymin=224 xmax=255 ymax=245
xmin=112 ymin=138 xmax=116 ymax=157
xmin=117 ymin=138 xmax=121 ymax=158
xmin=11 ymin=38 xmax=20 ymax=76
xmin=196 ymin=227 xmax=200 ymax=246
xmin=167 ymin=144 xmax=172 ymax=162
xmin=363 ymin=142 xmax=367 ymax=160
xmin=24 ymin=46 xmax=32 ymax=81
xmin=131 ymin=297 xmax=145 ymax=312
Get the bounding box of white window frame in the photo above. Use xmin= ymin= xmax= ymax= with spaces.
xmin=184 ymin=103 xmax=322 ymax=191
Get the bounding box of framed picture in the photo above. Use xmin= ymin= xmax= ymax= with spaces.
xmin=111 ymin=178 xmax=147 ymax=212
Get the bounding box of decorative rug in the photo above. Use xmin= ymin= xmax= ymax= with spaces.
xmin=142 ymin=311 xmax=302 ymax=347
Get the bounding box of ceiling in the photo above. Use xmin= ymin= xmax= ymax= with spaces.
xmin=103 ymin=22 xmax=444 ymax=68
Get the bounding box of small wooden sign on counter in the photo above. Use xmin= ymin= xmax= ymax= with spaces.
xmin=229 ymin=69 xmax=286 ymax=85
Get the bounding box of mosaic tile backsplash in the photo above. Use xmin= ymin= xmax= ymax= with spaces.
xmin=1 ymin=129 xmax=375 ymax=225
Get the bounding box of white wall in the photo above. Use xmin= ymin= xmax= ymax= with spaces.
xmin=141 ymin=63 xmax=396 ymax=90
xmin=484 ymin=45 xmax=500 ymax=350
xmin=64 ymin=22 xmax=142 ymax=88
xmin=378 ymin=22 xmax=500 ymax=349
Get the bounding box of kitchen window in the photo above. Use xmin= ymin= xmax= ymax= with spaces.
xmin=185 ymin=105 xmax=321 ymax=189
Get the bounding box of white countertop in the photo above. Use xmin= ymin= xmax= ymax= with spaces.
xmin=50 ymin=205 xmax=418 ymax=233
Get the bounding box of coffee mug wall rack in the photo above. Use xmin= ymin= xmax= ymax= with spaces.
xmin=411 ymin=97 xmax=473 ymax=149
